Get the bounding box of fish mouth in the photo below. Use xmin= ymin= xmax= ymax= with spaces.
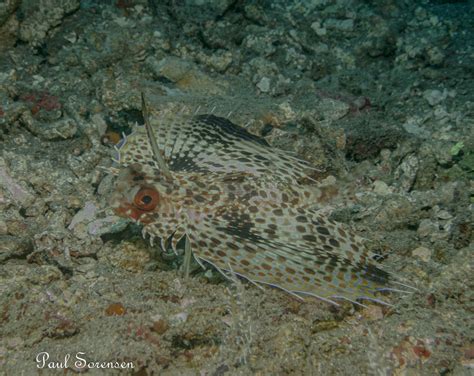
xmin=112 ymin=200 xmax=155 ymax=224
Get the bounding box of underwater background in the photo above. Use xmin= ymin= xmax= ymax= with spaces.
xmin=0 ymin=0 xmax=473 ymax=375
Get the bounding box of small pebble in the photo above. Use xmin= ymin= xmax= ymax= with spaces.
xmin=171 ymin=312 xmax=188 ymax=325
xmin=0 ymin=220 xmax=7 ymax=235
xmin=417 ymin=219 xmax=437 ymax=238
xmin=257 ymin=77 xmax=271 ymax=93
xmin=423 ymin=89 xmax=447 ymax=106
xmin=105 ymin=303 xmax=126 ymax=316
xmin=436 ymin=210 xmax=452 ymax=220
xmin=311 ymin=21 xmax=327 ymax=36
xmin=362 ymin=305 xmax=384 ymax=320
xmin=372 ymin=180 xmax=391 ymax=195
xmin=151 ymin=319 xmax=169 ymax=335
xmin=412 ymin=246 xmax=432 ymax=262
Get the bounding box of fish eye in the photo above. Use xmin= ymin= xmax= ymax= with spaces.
xmin=133 ymin=187 xmax=159 ymax=211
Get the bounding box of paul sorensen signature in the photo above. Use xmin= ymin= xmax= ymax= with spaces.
xmin=35 ymin=351 xmax=134 ymax=370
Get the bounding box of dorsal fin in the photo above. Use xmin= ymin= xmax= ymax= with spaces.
xmin=141 ymin=93 xmax=173 ymax=182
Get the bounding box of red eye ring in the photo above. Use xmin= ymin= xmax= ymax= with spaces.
xmin=133 ymin=187 xmax=159 ymax=211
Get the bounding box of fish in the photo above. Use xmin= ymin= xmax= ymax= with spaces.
xmin=109 ymin=94 xmax=413 ymax=307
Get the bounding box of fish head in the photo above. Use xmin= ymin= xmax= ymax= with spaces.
xmin=110 ymin=162 xmax=176 ymax=225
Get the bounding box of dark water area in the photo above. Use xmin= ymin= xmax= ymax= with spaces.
xmin=0 ymin=1 xmax=472 ymax=375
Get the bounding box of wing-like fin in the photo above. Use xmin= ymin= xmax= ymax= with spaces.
xmin=184 ymin=201 xmax=399 ymax=305
xmin=116 ymin=110 xmax=315 ymax=184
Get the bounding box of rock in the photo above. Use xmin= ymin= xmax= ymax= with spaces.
xmin=151 ymin=317 xmax=169 ymax=335
xmin=361 ymin=305 xmax=385 ymax=321
xmin=68 ymin=201 xmax=97 ymax=231
xmin=372 ymin=180 xmax=391 ymax=196
xmin=256 ymin=77 xmax=271 ymax=93
xmin=345 ymin=120 xmax=407 ymax=161
xmin=413 ymin=144 xmax=437 ymax=190
xmin=19 ymin=0 xmax=80 ymax=47
xmin=100 ymin=240 xmax=151 ymax=273
xmin=27 ymin=265 xmax=62 ymax=285
xmin=147 ymin=56 xmax=227 ymax=95
xmin=0 ymin=0 xmax=20 ymax=49
xmin=432 ymin=142 xmax=453 ymax=166
xmin=194 ymin=49 xmax=233 ymax=73
xmin=0 ymin=158 xmax=36 ymax=206
xmin=245 ymin=57 xmax=279 ymax=83
xmin=311 ymin=21 xmax=327 ymax=36
xmin=394 ymin=155 xmax=419 ymax=192
xmin=0 ymin=0 xmax=20 ymax=26
xmin=68 ymin=201 xmax=129 ymax=239
xmin=423 ymin=89 xmax=448 ymax=107
xmin=90 ymin=114 xmax=108 ymax=136
xmin=201 ymin=20 xmax=238 ymax=50
xmin=361 ymin=18 xmax=397 ymax=57
xmin=436 ymin=209 xmax=453 ymax=220
xmin=170 ymin=312 xmax=188 ymax=325
xmin=0 ymin=12 xmax=19 ymax=51
xmin=412 ymin=246 xmax=432 ymax=262
xmin=0 ymin=220 xmax=7 ymax=235
xmin=20 ymin=111 xmax=77 ymax=140
xmin=0 ymin=235 xmax=32 ymax=262
xmin=316 ymin=98 xmax=350 ymax=121
xmin=426 ymin=46 xmax=445 ymax=66
xmin=324 ymin=18 xmax=354 ymax=32
xmin=402 ymin=116 xmax=431 ymax=138
xmin=373 ymin=196 xmax=415 ymax=231
xmin=417 ymin=219 xmax=437 ymax=238
xmin=243 ymin=32 xmax=277 ymax=57
xmin=87 ymin=217 xmax=129 ymax=237
xmin=184 ymin=0 xmax=234 ymax=19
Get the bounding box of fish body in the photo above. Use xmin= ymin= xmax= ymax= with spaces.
xmin=110 ymin=106 xmax=407 ymax=305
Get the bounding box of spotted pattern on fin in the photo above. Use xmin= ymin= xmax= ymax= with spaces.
xmin=116 ymin=111 xmax=314 ymax=184
xmin=110 ymin=108 xmax=411 ymax=306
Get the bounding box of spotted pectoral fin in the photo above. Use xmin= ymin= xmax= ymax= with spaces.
xmin=140 ymin=215 xmax=187 ymax=253
xmin=184 ymin=206 xmax=400 ymax=306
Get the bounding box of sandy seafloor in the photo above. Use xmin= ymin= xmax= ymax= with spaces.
xmin=0 ymin=0 xmax=473 ymax=375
